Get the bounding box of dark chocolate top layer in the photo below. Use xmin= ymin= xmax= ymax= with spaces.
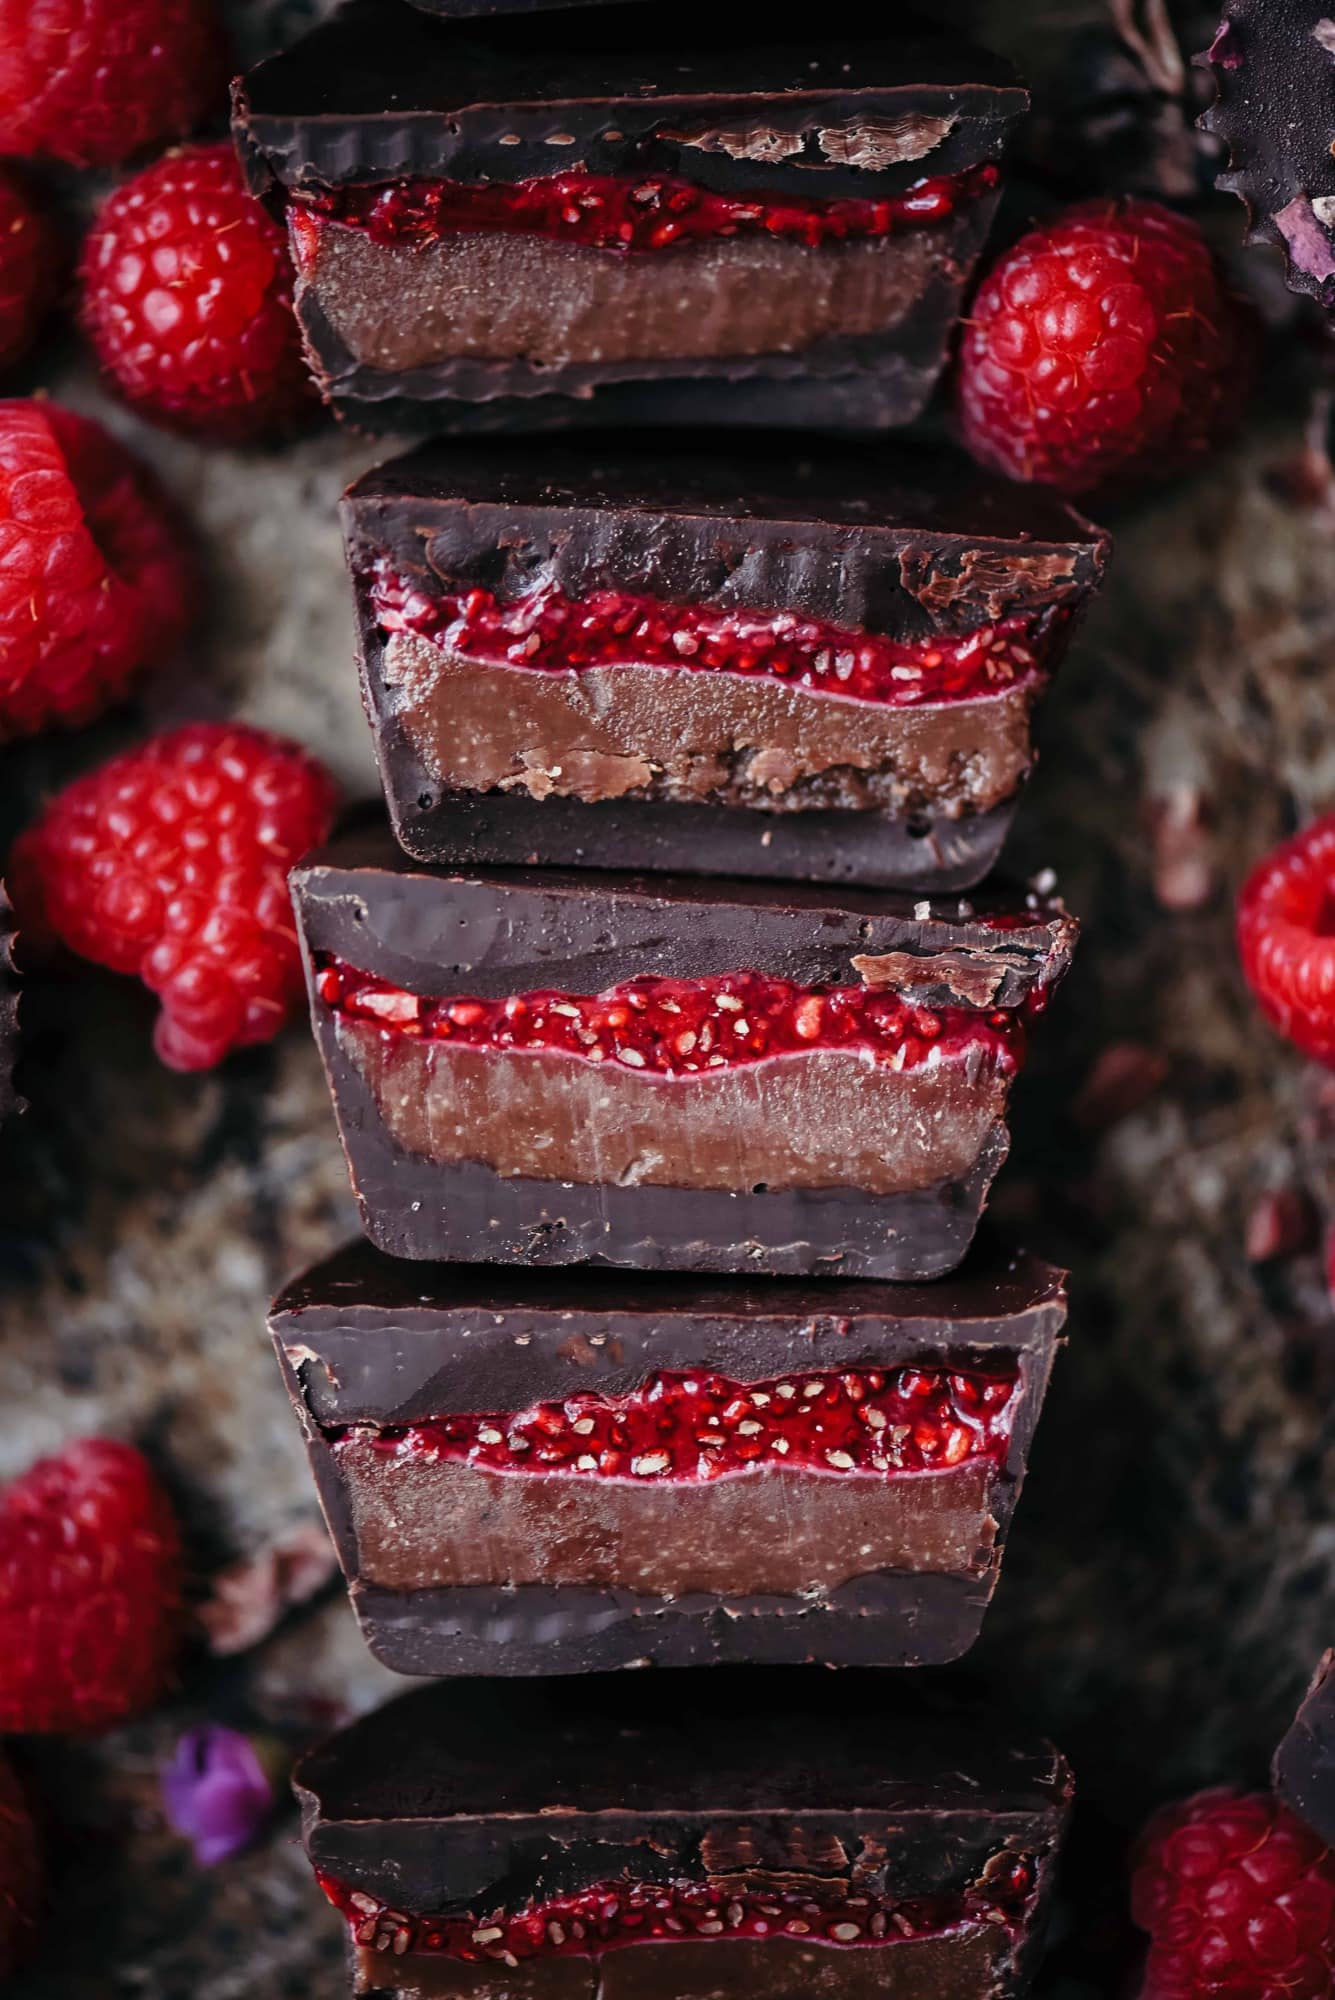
xmin=1201 ymin=0 xmax=1335 ymax=315
xmin=300 ymin=1670 xmax=1067 ymax=1822
xmin=349 ymin=436 xmax=1105 ymax=545
xmin=346 ymin=435 xmax=1110 ymax=637
xmin=296 ymin=1669 xmax=1072 ymax=1911
xmin=234 ymin=0 xmax=1026 ymax=199
xmin=1273 ymin=1650 xmax=1335 ymax=1847
xmin=271 ymin=1232 xmax=1067 ymax=1423
xmin=291 ymin=820 xmax=1078 ymax=1007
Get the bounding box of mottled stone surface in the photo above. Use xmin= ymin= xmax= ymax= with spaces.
xmin=4 ymin=2 xmax=1335 ymax=1995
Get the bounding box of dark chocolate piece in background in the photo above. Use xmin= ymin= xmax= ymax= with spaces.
xmin=231 ymin=1 xmax=1026 ymax=433
xmin=290 ymin=826 xmax=1077 ymax=1278
xmin=1274 ymin=1651 xmax=1335 ymax=1847
xmin=1201 ymin=0 xmax=1335 ymax=316
xmin=0 ymin=885 xmax=21 ymax=1124
xmin=342 ymin=437 xmax=1111 ymax=889
xmin=296 ymin=1668 xmax=1073 ymax=2000
xmin=270 ymin=1235 xmax=1067 ymax=1674
xmin=407 ymin=0 xmax=626 ymax=14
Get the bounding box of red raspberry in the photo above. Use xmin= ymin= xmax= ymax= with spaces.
xmin=0 ymin=168 xmax=59 ymax=374
xmin=957 ymin=199 xmax=1255 ymax=496
xmin=1237 ymin=815 xmax=1335 ymax=1067
xmin=12 ymin=722 xmax=338 ymax=1071
xmin=80 ymin=144 xmax=315 ymax=444
xmin=0 ymin=0 xmax=229 ymax=171
xmin=0 ymin=400 xmax=194 ymax=741
xmin=0 ymin=1438 xmax=185 ymax=1735
xmin=0 ymin=1750 xmax=39 ymax=1975
xmin=1131 ymin=1789 xmax=1335 ymax=2000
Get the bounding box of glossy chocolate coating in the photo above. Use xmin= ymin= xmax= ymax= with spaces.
xmin=1274 ymin=1651 xmax=1335 ymax=1847
xmin=289 ymin=826 xmax=1076 ymax=1277
xmin=343 ymin=438 xmax=1109 ymax=885
xmin=271 ymin=1236 xmax=1066 ymax=1673
xmin=231 ymin=2 xmax=1026 ymax=432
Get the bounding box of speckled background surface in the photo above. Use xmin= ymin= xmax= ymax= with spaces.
xmin=3 ymin=2 xmax=1334 ymax=1994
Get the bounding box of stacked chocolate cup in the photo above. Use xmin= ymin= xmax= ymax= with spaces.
xmin=240 ymin=4 xmax=1110 ymax=1995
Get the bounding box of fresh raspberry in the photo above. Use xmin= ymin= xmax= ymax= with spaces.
xmin=1131 ymin=1789 xmax=1335 ymax=2000
xmin=0 ymin=0 xmax=229 ymax=171
xmin=12 ymin=722 xmax=338 ymax=1071
xmin=0 ymin=1439 xmax=185 ymax=1735
xmin=1237 ymin=815 xmax=1335 ymax=1067
xmin=0 ymin=1750 xmax=39 ymax=1975
xmin=80 ymin=144 xmax=315 ymax=444
xmin=0 ymin=168 xmax=59 ymax=374
xmin=957 ymin=199 xmax=1255 ymax=496
xmin=0 ymin=400 xmax=194 ymax=741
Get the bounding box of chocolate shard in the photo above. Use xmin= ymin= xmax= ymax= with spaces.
xmin=1274 ymin=1652 xmax=1335 ymax=1847
xmin=342 ymin=436 xmax=1111 ymax=889
xmin=295 ymin=1669 xmax=1073 ymax=2000
xmin=1200 ymin=0 xmax=1335 ymax=316
xmin=271 ymin=1234 xmax=1067 ymax=1675
xmin=289 ymin=823 xmax=1077 ymax=1279
xmin=231 ymin=1 xmax=1027 ymax=433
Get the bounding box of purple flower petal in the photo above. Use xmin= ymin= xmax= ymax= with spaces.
xmin=162 ymin=1725 xmax=275 ymax=1865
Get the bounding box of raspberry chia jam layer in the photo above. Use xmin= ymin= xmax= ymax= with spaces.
xmin=319 ymin=1857 xmax=1038 ymax=1962
xmin=370 ymin=563 xmax=1062 ymax=711
xmin=314 ymin=962 xmax=1027 ymax=1078
xmin=294 ymin=163 xmax=999 ymax=259
xmin=340 ymin=1358 xmax=1021 ymax=1484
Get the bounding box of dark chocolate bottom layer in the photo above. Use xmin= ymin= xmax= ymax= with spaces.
xmin=349 ymin=1568 xmax=993 ymax=1676
xmin=321 ymin=367 xmax=944 ymax=438
xmin=343 ymin=1126 xmax=1008 ymax=1278
xmin=385 ymin=786 xmax=1019 ymax=892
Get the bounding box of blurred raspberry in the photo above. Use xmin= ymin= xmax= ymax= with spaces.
xmin=0 ymin=168 xmax=59 ymax=374
xmin=0 ymin=0 xmax=229 ymax=169
xmin=0 ymin=400 xmax=193 ymax=741
xmin=1131 ymin=1788 xmax=1335 ymax=1999
xmin=81 ymin=144 xmax=315 ymax=444
xmin=0 ymin=1438 xmax=185 ymax=1734
xmin=1237 ymin=814 xmax=1335 ymax=1067
xmin=12 ymin=721 xmax=339 ymax=1070
xmin=957 ymin=198 xmax=1255 ymax=496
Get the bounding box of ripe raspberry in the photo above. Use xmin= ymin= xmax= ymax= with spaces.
xmin=0 ymin=401 xmax=194 ymax=741
xmin=0 ymin=168 xmax=59 ymax=375
xmin=0 ymin=0 xmax=229 ymax=171
xmin=1237 ymin=815 xmax=1335 ymax=1067
xmin=0 ymin=1750 xmax=39 ymax=1975
xmin=12 ymin=722 xmax=338 ymax=1071
xmin=957 ymin=199 xmax=1255 ymax=496
xmin=1131 ymin=1788 xmax=1335 ymax=2000
xmin=80 ymin=144 xmax=315 ymax=444
xmin=0 ymin=1439 xmax=184 ymax=1735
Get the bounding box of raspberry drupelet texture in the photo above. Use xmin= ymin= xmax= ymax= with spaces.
xmin=1237 ymin=815 xmax=1335 ymax=1067
xmin=0 ymin=0 xmax=229 ymax=170
xmin=13 ymin=723 xmax=339 ymax=1071
xmin=0 ymin=169 xmax=58 ymax=374
xmin=0 ymin=1438 xmax=185 ymax=1735
xmin=956 ymin=198 xmax=1254 ymax=497
xmin=0 ymin=1749 xmax=38 ymax=1976
xmin=1131 ymin=1788 xmax=1335 ymax=2000
xmin=80 ymin=144 xmax=315 ymax=444
xmin=0 ymin=401 xmax=194 ymax=741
